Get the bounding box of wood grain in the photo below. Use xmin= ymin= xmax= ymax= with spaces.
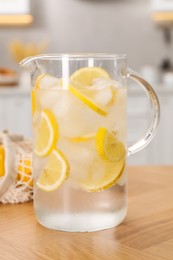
xmin=0 ymin=166 xmax=173 ymax=260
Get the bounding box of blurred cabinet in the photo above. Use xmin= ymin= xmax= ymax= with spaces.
xmin=128 ymin=86 xmax=173 ymax=165
xmin=0 ymin=88 xmax=31 ymax=137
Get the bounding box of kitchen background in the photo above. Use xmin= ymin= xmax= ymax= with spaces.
xmin=0 ymin=0 xmax=172 ymax=165
xmin=1 ymin=0 xmax=173 ymax=68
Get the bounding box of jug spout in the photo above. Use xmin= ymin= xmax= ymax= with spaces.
xmin=19 ymin=56 xmax=38 ymax=73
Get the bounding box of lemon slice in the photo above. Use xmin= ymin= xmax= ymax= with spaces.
xmin=35 ymin=74 xmax=60 ymax=89
xmin=69 ymin=67 xmax=111 ymax=115
xmin=81 ymin=159 xmax=125 ymax=192
xmin=34 ymin=110 xmax=58 ymax=157
xmin=69 ymin=86 xmax=107 ymax=116
xmin=35 ymin=74 xmax=46 ymax=89
xmin=31 ymin=89 xmax=36 ymax=115
xmin=67 ymin=134 xmax=95 ymax=142
xmin=70 ymin=66 xmax=110 ymax=86
xmin=0 ymin=146 xmax=5 ymax=177
xmin=36 ymin=148 xmax=69 ymax=192
xmin=96 ymin=127 xmax=126 ymax=162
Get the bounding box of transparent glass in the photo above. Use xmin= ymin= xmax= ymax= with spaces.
xmin=20 ymin=54 xmax=160 ymax=232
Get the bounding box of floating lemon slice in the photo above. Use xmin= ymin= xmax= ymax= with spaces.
xmin=36 ymin=148 xmax=69 ymax=192
xmin=69 ymin=86 xmax=107 ymax=116
xmin=69 ymin=67 xmax=111 ymax=115
xmin=96 ymin=127 xmax=126 ymax=162
xmin=0 ymin=146 xmax=5 ymax=177
xmin=31 ymin=89 xmax=36 ymax=115
xmin=67 ymin=134 xmax=95 ymax=142
xmin=70 ymin=66 xmax=110 ymax=86
xmin=34 ymin=110 xmax=58 ymax=157
xmin=35 ymin=74 xmax=47 ymax=89
xmin=81 ymin=159 xmax=125 ymax=192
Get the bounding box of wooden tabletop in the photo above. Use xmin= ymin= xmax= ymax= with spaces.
xmin=1 ymin=166 xmax=173 ymax=260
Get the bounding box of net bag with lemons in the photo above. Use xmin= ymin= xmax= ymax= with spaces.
xmin=0 ymin=131 xmax=33 ymax=204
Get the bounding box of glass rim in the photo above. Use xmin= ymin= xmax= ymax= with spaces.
xmin=20 ymin=53 xmax=127 ymax=66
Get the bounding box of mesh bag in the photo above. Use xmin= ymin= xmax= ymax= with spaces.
xmin=0 ymin=132 xmax=33 ymax=204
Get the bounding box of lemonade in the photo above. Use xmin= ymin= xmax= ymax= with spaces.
xmin=33 ymin=67 xmax=127 ymax=231
xmin=20 ymin=53 xmax=160 ymax=231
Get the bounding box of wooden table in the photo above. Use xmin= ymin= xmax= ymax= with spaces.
xmin=0 ymin=166 xmax=173 ymax=260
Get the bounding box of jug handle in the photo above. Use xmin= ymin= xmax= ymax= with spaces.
xmin=127 ymin=68 xmax=160 ymax=156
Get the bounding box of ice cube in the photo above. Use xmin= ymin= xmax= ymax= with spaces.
xmin=39 ymin=75 xmax=61 ymax=90
xmin=35 ymin=75 xmax=63 ymax=109
xmin=105 ymin=87 xmax=127 ymax=141
xmin=94 ymin=86 xmax=113 ymax=106
xmin=58 ymin=138 xmax=95 ymax=168
xmin=53 ymin=92 xmax=90 ymax=137
xmin=38 ymin=90 xmax=62 ymax=110
xmin=73 ymin=144 xmax=95 ymax=167
xmin=59 ymin=106 xmax=106 ymax=138
xmin=57 ymin=138 xmax=97 ymax=189
xmin=92 ymin=77 xmax=120 ymax=90
xmin=90 ymin=78 xmax=121 ymax=107
xmin=52 ymin=91 xmax=104 ymax=138
xmin=52 ymin=91 xmax=71 ymax=118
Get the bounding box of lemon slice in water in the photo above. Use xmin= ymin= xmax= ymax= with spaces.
xmin=70 ymin=66 xmax=110 ymax=86
xmin=96 ymin=127 xmax=126 ymax=162
xmin=31 ymin=89 xmax=36 ymax=115
xmin=67 ymin=133 xmax=95 ymax=142
xmin=34 ymin=110 xmax=58 ymax=157
xmin=0 ymin=146 xmax=5 ymax=177
xmin=36 ymin=148 xmax=69 ymax=192
xmin=80 ymin=160 xmax=125 ymax=192
xmin=69 ymin=86 xmax=107 ymax=116
xmin=69 ymin=67 xmax=111 ymax=116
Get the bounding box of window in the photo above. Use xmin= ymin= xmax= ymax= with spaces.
xmin=0 ymin=0 xmax=33 ymax=25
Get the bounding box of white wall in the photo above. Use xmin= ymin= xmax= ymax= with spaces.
xmin=0 ymin=0 xmax=172 ymax=70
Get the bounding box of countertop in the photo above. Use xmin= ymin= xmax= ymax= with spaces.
xmin=0 ymin=166 xmax=173 ymax=260
xmin=0 ymin=86 xmax=30 ymax=96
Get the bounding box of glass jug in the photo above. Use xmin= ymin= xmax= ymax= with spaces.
xmin=20 ymin=54 xmax=160 ymax=232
